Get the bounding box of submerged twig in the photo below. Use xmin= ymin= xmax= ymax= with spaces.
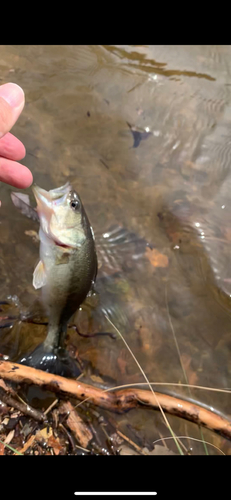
xmin=59 ymin=422 xmax=76 ymax=451
xmin=0 ymin=360 xmax=230 ymax=440
xmin=0 ymin=386 xmax=45 ymax=422
xmin=44 ymin=398 xmax=59 ymax=416
xmin=116 ymin=430 xmax=143 ymax=454
xmin=70 ymin=324 xmax=116 ymax=340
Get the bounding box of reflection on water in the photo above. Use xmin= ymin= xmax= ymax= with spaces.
xmin=0 ymin=45 xmax=231 ymax=454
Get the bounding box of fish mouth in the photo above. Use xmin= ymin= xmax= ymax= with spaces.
xmin=33 ymin=185 xmax=52 ymax=207
xmin=32 ymin=185 xmax=53 ymax=231
xmin=48 ymin=181 xmax=71 ymax=199
xmin=32 ymin=183 xmax=72 ymax=213
xmin=32 ymin=182 xmax=71 ymax=205
xmin=32 ymin=183 xmax=75 ymax=249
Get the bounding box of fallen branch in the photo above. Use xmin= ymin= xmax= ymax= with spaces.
xmin=0 ymin=360 xmax=230 ymax=440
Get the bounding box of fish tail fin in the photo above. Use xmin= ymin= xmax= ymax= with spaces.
xmin=18 ymin=343 xmax=81 ymax=378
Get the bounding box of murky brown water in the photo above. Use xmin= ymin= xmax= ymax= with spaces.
xmin=0 ymin=45 xmax=231 ymax=454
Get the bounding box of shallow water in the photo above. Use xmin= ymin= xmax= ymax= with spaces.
xmin=0 ymin=45 xmax=231 ymax=454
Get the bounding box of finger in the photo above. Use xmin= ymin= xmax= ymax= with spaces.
xmin=0 ymin=83 xmax=25 ymax=139
xmin=0 ymin=132 xmax=26 ymax=161
xmin=0 ymin=157 xmax=33 ymax=189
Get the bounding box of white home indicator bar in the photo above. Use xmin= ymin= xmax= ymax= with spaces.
xmin=74 ymin=494 xmax=157 ymax=496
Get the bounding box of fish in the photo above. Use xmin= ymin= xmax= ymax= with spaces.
xmin=19 ymin=182 xmax=97 ymax=377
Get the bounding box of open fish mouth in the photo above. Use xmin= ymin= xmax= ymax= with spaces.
xmin=32 ymin=183 xmax=73 ymax=247
xmin=48 ymin=181 xmax=71 ymax=200
xmin=32 ymin=182 xmax=84 ymax=249
xmin=32 ymin=182 xmax=72 ymax=216
xmin=32 ymin=181 xmax=71 ymax=207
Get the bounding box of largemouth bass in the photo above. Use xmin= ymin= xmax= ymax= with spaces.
xmin=19 ymin=182 xmax=97 ymax=377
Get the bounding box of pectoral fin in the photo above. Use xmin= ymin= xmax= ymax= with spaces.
xmin=33 ymin=260 xmax=47 ymax=289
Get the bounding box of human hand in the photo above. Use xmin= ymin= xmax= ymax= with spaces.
xmin=0 ymin=83 xmax=33 ymax=189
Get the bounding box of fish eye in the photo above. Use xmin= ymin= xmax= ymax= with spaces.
xmin=70 ymin=199 xmax=79 ymax=210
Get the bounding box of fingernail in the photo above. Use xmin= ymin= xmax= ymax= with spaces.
xmin=0 ymin=82 xmax=25 ymax=109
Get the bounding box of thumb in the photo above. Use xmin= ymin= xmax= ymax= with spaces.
xmin=0 ymin=83 xmax=25 ymax=139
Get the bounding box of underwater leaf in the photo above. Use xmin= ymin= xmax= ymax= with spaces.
xmin=37 ymin=427 xmax=53 ymax=440
xmin=127 ymin=122 xmax=152 ymax=148
xmin=145 ymin=247 xmax=169 ymax=268
xmin=47 ymin=435 xmax=63 ymax=455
